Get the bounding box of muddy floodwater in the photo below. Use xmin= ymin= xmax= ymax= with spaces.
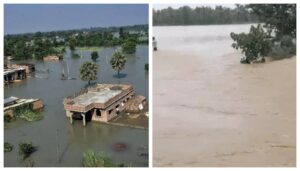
xmin=4 ymin=45 xmax=149 ymax=167
xmin=153 ymin=24 xmax=296 ymax=167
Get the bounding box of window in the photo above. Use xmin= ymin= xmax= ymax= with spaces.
xmin=96 ymin=110 xmax=101 ymax=117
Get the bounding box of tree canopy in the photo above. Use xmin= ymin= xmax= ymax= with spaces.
xmin=79 ymin=62 xmax=98 ymax=85
xmin=231 ymin=4 xmax=296 ymax=63
xmin=4 ymin=24 xmax=148 ymax=60
xmin=231 ymin=24 xmax=271 ymax=63
xmin=122 ymin=39 xmax=137 ymax=54
xmin=153 ymin=5 xmax=258 ymax=26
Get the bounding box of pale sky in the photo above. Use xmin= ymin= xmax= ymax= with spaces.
xmin=153 ymin=4 xmax=237 ymax=10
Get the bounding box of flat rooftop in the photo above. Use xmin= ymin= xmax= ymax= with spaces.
xmin=4 ymin=68 xmax=26 ymax=75
xmin=72 ymin=89 xmax=122 ymax=106
xmin=64 ymin=84 xmax=134 ymax=112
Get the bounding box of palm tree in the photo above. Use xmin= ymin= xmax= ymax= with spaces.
xmin=110 ymin=51 xmax=127 ymax=80
xmin=79 ymin=62 xmax=98 ymax=85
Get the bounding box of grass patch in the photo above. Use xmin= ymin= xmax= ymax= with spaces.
xmin=18 ymin=109 xmax=43 ymax=122
xmin=4 ymin=142 xmax=13 ymax=152
xmin=82 ymin=151 xmax=126 ymax=167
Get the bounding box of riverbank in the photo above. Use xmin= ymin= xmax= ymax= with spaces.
xmin=153 ymin=46 xmax=296 ymax=166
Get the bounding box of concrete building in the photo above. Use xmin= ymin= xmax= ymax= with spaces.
xmin=63 ymin=84 xmax=135 ymax=126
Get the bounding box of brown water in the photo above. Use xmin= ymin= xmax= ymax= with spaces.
xmin=153 ymin=24 xmax=296 ymax=167
xmin=4 ymin=45 xmax=149 ymax=167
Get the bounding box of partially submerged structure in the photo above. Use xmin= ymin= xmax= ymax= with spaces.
xmin=43 ymin=55 xmax=63 ymax=61
xmin=4 ymin=68 xmax=27 ymax=84
xmin=63 ymin=84 xmax=135 ymax=126
xmin=10 ymin=63 xmax=35 ymax=73
xmin=4 ymin=96 xmax=44 ymax=118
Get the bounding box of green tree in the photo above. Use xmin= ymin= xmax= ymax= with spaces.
xmin=91 ymin=51 xmax=99 ymax=61
xmin=80 ymin=62 xmax=98 ymax=85
xmin=119 ymin=27 xmax=124 ymax=39
xmin=231 ymin=4 xmax=296 ymax=63
xmin=247 ymin=4 xmax=296 ymax=38
xmin=110 ymin=51 xmax=127 ymax=78
xmin=69 ymin=38 xmax=76 ymax=51
xmin=122 ymin=40 xmax=136 ymax=54
xmin=14 ymin=40 xmax=29 ymax=60
xmin=231 ymin=24 xmax=271 ymax=63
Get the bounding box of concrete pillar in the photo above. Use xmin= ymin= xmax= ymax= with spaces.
xmin=70 ymin=114 xmax=73 ymax=124
xmin=93 ymin=109 xmax=97 ymax=118
xmin=81 ymin=113 xmax=86 ymax=126
xmin=66 ymin=111 xmax=73 ymax=124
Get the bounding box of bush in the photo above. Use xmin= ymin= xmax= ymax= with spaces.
xmin=4 ymin=142 xmax=13 ymax=152
xmin=82 ymin=151 xmax=126 ymax=167
xmin=19 ymin=110 xmax=43 ymax=122
xmin=144 ymin=63 xmax=149 ymax=71
xmin=4 ymin=115 xmax=15 ymax=123
xmin=230 ymin=24 xmax=271 ymax=64
xmin=91 ymin=51 xmax=99 ymax=61
xmin=18 ymin=142 xmax=37 ymax=160
xmin=122 ymin=40 xmax=136 ymax=54
xmin=72 ymin=53 xmax=80 ymax=58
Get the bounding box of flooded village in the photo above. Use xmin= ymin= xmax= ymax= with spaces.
xmin=4 ymin=4 xmax=149 ymax=167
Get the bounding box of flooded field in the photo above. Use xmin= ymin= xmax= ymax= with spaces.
xmin=4 ymin=45 xmax=149 ymax=167
xmin=153 ymin=24 xmax=296 ymax=166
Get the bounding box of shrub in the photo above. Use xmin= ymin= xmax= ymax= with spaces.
xmin=144 ymin=63 xmax=149 ymax=71
xmin=230 ymin=24 xmax=271 ymax=64
xmin=4 ymin=142 xmax=13 ymax=152
xmin=82 ymin=151 xmax=126 ymax=167
xmin=122 ymin=40 xmax=136 ymax=54
xmin=19 ymin=110 xmax=43 ymax=122
xmin=18 ymin=142 xmax=37 ymax=160
xmin=4 ymin=115 xmax=14 ymax=123
xmin=91 ymin=51 xmax=99 ymax=61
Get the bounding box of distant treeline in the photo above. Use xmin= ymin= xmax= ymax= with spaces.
xmin=153 ymin=5 xmax=258 ymax=26
xmin=4 ymin=24 xmax=148 ymax=60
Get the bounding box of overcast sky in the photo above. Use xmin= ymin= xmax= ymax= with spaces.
xmin=153 ymin=4 xmax=237 ymax=10
xmin=5 ymin=4 xmax=148 ymax=34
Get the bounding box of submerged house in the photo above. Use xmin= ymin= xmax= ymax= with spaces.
xmin=63 ymin=84 xmax=135 ymax=126
xmin=4 ymin=96 xmax=44 ymax=118
xmin=43 ymin=55 xmax=63 ymax=61
xmin=10 ymin=63 xmax=35 ymax=74
xmin=4 ymin=68 xmax=27 ymax=84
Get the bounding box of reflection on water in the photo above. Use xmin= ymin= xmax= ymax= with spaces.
xmin=4 ymin=45 xmax=149 ymax=167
